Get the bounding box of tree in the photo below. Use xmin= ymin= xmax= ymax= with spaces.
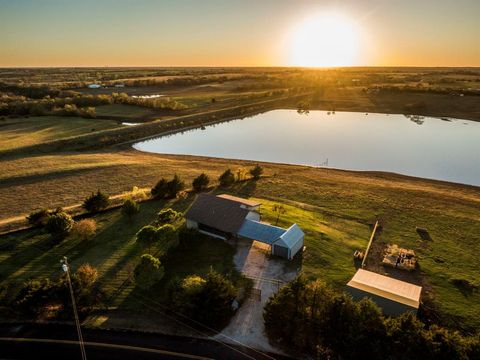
xmin=136 ymin=225 xmax=158 ymax=252
xmin=151 ymin=178 xmax=168 ymax=199
xmin=272 ymin=204 xmax=286 ymax=225
xmin=157 ymin=224 xmax=177 ymax=245
xmin=75 ymin=263 xmax=98 ymax=289
xmin=170 ymin=270 xmax=236 ymax=328
xmin=218 ymin=169 xmax=235 ymax=187
xmin=166 ymin=174 xmax=185 ymax=198
xmin=122 ymin=198 xmax=140 ymax=220
xmin=236 ymin=168 xmax=248 ymax=181
xmin=72 ymin=219 xmax=97 ymax=241
xmin=45 ymin=212 xmax=74 ymax=240
xmin=157 ymin=208 xmax=180 ymax=224
xmin=83 ymin=190 xmax=110 ymax=213
xmin=192 ymin=173 xmax=210 ymax=192
xmin=26 ymin=208 xmax=51 ymax=226
xmin=134 ymin=254 xmax=164 ymax=289
xmin=249 ymin=164 xmax=264 ymax=180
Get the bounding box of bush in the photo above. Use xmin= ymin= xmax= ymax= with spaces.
xmin=157 ymin=208 xmax=180 ymax=224
xmin=134 ymin=254 xmax=164 ymax=289
xmin=218 ymin=169 xmax=235 ymax=187
xmin=192 ymin=173 xmax=210 ymax=192
xmin=83 ymin=190 xmax=110 ymax=213
xmin=136 ymin=225 xmax=159 ymax=252
xmin=249 ymin=165 xmax=264 ymax=180
xmin=26 ymin=208 xmax=51 ymax=226
xmin=170 ymin=270 xmax=236 ymax=328
xmin=45 ymin=212 xmax=74 ymax=240
xmin=122 ymin=198 xmax=140 ymax=219
xmin=72 ymin=219 xmax=97 ymax=241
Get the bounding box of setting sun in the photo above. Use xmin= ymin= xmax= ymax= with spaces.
xmin=289 ymin=13 xmax=359 ymax=67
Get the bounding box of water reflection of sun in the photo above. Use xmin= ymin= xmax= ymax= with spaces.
xmin=289 ymin=13 xmax=359 ymax=67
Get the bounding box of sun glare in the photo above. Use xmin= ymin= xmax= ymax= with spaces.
xmin=289 ymin=13 xmax=359 ymax=67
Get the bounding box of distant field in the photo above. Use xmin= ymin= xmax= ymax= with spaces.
xmin=94 ymin=104 xmax=157 ymax=118
xmin=0 ymin=149 xmax=479 ymax=332
xmin=0 ymin=116 xmax=120 ymax=152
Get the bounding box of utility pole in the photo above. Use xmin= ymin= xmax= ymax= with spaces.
xmin=61 ymin=256 xmax=87 ymax=360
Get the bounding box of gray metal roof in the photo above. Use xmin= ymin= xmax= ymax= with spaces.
xmin=237 ymin=219 xmax=286 ymax=244
xmin=185 ymin=193 xmax=251 ymax=234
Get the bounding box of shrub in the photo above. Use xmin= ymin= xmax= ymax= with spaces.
xmin=218 ymin=169 xmax=235 ymax=187
xmin=192 ymin=173 xmax=210 ymax=192
xmin=45 ymin=212 xmax=74 ymax=240
xmin=83 ymin=190 xmax=110 ymax=213
xmin=151 ymin=178 xmax=169 ymax=199
xmin=249 ymin=164 xmax=264 ymax=180
xmin=134 ymin=254 xmax=164 ymax=289
xmin=26 ymin=208 xmax=51 ymax=226
xmin=72 ymin=219 xmax=97 ymax=241
xmin=157 ymin=208 xmax=180 ymax=224
xmin=136 ymin=225 xmax=159 ymax=252
xmin=122 ymin=198 xmax=140 ymax=219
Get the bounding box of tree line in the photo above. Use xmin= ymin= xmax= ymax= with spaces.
xmin=264 ymin=276 xmax=480 ymax=360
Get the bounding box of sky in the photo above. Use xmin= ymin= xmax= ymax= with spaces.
xmin=1 ymin=0 xmax=479 ymax=67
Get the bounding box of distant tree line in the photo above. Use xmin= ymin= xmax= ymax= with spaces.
xmin=0 ymin=92 xmax=187 ymax=118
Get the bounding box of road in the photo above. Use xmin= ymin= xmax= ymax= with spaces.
xmin=0 ymin=323 xmax=292 ymax=360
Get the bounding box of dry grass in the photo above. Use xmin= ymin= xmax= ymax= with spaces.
xmin=0 ymin=116 xmax=121 ymax=152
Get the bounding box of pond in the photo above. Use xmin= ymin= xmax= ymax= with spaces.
xmin=133 ymin=110 xmax=480 ymax=186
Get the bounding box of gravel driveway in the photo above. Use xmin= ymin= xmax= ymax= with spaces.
xmin=213 ymin=239 xmax=299 ymax=355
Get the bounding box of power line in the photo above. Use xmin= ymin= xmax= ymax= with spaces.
xmin=61 ymin=256 xmax=87 ymax=360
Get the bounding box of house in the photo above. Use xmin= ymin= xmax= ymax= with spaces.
xmin=346 ymin=269 xmax=422 ymax=316
xmin=186 ymin=193 xmax=304 ymax=260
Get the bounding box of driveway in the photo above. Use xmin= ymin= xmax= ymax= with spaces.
xmin=213 ymin=239 xmax=299 ymax=355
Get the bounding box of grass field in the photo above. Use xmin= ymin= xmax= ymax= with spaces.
xmin=1 ymin=148 xmax=479 ymax=332
xmin=0 ymin=116 xmax=121 ymax=152
xmin=1 ymin=67 xmax=480 ymax=335
xmin=94 ymin=104 xmax=157 ymax=119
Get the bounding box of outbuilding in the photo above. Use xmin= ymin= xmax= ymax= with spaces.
xmin=186 ymin=193 xmax=304 ymax=260
xmin=346 ymin=269 xmax=422 ymax=316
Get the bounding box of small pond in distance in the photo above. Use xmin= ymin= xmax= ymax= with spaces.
xmin=133 ymin=110 xmax=480 ymax=186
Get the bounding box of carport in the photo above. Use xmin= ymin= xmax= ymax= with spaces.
xmin=237 ymin=220 xmax=304 ymax=260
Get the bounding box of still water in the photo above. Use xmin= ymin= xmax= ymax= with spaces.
xmin=133 ymin=110 xmax=480 ymax=186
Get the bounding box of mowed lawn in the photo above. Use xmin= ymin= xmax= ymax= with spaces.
xmin=0 ymin=116 xmax=120 ymax=152
xmin=1 ymin=149 xmax=480 ymax=332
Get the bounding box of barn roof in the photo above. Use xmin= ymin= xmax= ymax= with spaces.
xmin=347 ymin=269 xmax=422 ymax=309
xmin=274 ymin=224 xmax=305 ymax=249
xmin=237 ymin=219 xmax=286 ymax=244
xmin=185 ymin=193 xmax=251 ymax=234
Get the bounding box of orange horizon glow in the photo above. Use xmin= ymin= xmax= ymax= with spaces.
xmin=1 ymin=1 xmax=479 ymax=68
